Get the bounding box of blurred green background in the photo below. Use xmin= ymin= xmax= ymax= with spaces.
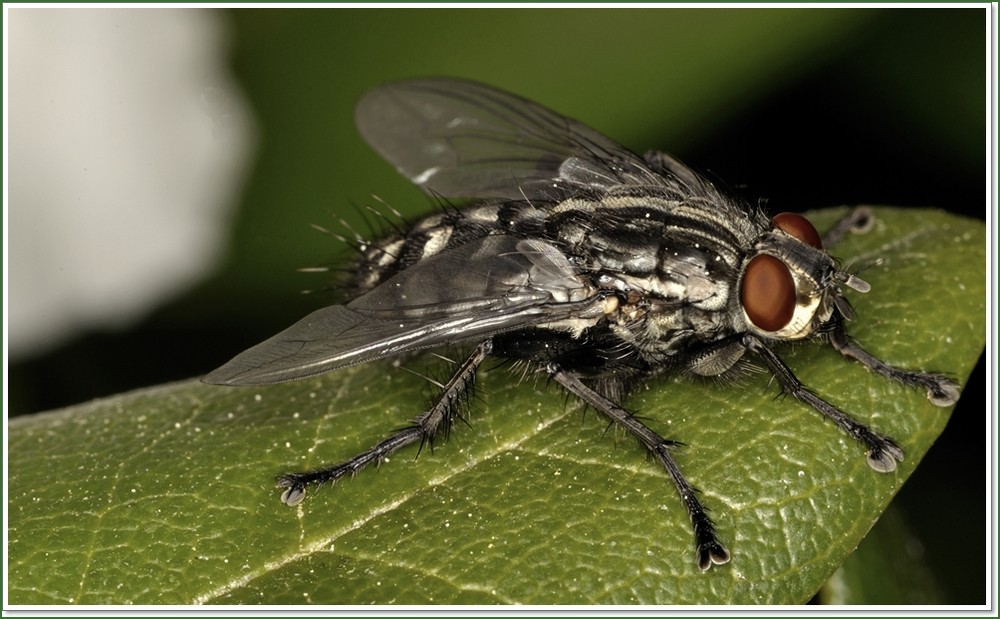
xmin=9 ymin=7 xmax=986 ymax=603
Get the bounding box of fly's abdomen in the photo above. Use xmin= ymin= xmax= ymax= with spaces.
xmin=353 ymin=202 xmax=510 ymax=292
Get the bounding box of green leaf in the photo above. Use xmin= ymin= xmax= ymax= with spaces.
xmin=8 ymin=207 xmax=984 ymax=605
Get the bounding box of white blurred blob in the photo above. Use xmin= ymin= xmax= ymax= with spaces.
xmin=7 ymin=8 xmax=255 ymax=360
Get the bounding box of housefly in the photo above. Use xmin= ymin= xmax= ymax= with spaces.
xmin=204 ymin=78 xmax=960 ymax=571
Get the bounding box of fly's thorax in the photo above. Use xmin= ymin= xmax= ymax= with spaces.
xmin=737 ymin=214 xmax=841 ymax=341
xmin=549 ymin=191 xmax=761 ymax=307
xmin=545 ymin=192 xmax=767 ymax=359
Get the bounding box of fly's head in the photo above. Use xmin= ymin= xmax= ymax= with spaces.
xmin=739 ymin=212 xmax=870 ymax=342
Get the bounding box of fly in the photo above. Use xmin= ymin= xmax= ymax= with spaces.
xmin=203 ymin=78 xmax=961 ymax=571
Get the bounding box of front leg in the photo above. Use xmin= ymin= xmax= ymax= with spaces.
xmin=826 ymin=313 xmax=960 ymax=407
xmin=818 ymin=207 xmax=960 ymax=405
xmin=743 ymin=334 xmax=906 ymax=473
xmin=820 ymin=205 xmax=875 ymax=248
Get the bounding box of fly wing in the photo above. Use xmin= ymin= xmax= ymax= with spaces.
xmin=203 ymin=235 xmax=603 ymax=385
xmin=354 ymin=78 xmax=670 ymax=202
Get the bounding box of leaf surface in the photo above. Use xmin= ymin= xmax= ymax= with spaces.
xmin=7 ymin=207 xmax=985 ymax=605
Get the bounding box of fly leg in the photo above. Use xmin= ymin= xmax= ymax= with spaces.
xmin=819 ymin=207 xmax=959 ymax=410
xmin=547 ymin=363 xmax=731 ymax=572
xmin=827 ymin=314 xmax=960 ymax=406
xmin=277 ymin=339 xmax=493 ymax=506
xmin=744 ymin=334 xmax=906 ymax=473
xmin=821 ymin=205 xmax=875 ymax=248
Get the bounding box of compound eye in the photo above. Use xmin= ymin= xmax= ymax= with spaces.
xmin=771 ymin=212 xmax=822 ymax=248
xmin=742 ymin=254 xmax=796 ymax=331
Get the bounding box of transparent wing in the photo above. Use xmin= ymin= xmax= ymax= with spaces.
xmin=203 ymin=236 xmax=604 ymax=385
xmin=354 ymin=77 xmax=670 ymax=201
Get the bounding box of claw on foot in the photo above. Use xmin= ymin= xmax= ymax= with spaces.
xmin=697 ymin=541 xmax=731 ymax=572
xmin=866 ymin=440 xmax=905 ymax=473
xmin=277 ymin=475 xmax=307 ymax=506
xmin=928 ymin=378 xmax=961 ymax=407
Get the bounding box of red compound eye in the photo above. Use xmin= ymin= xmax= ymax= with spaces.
xmin=741 ymin=254 xmax=796 ymax=331
xmin=771 ymin=212 xmax=822 ymax=248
